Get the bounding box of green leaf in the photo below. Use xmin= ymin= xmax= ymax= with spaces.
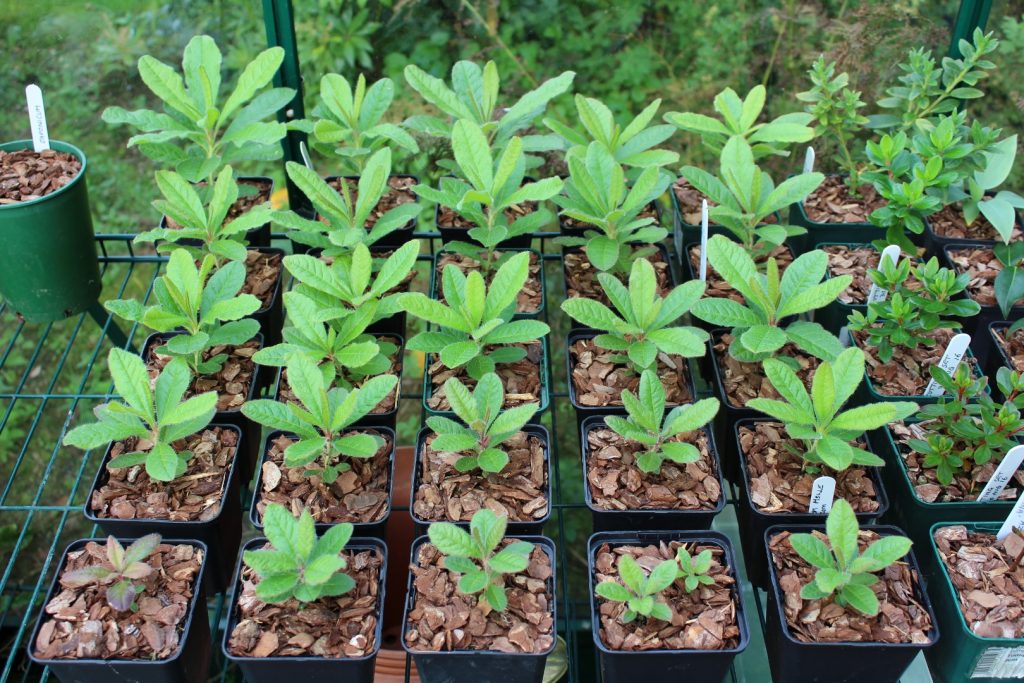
xmin=777 ymin=276 xmax=851 ymax=318
xmin=263 ymin=504 xmax=314 ymax=561
xmin=617 ymin=554 xmax=646 ymax=594
xmin=762 ymin=358 xmax=814 ymax=416
xmin=691 ymin=298 xmax=762 ymax=327
xmin=830 ymin=402 xmax=918 ymax=432
xmin=336 ymin=433 xmax=382 ymax=458
xmin=839 ymin=582 xmax=879 ymax=616
xmin=458 ymin=569 xmax=489 ymax=594
xmin=429 ymin=522 xmax=479 ymax=558
xmin=849 ymin=535 xmax=912 ymax=573
xmin=314 ymin=523 xmax=354 ymax=560
xmin=489 ymin=545 xmax=532 ymax=574
xmin=431 ymin=433 xmax=479 ymax=453
xmin=483 ymin=252 xmax=530 ymax=320
xmin=138 ymin=55 xmax=199 ymax=119
xmin=145 ymin=441 xmax=183 ymax=482
xmin=452 ymin=119 xmax=493 ymax=192
xmin=470 ymin=508 xmax=506 ymax=553
xmin=477 ymin=447 xmax=510 ymax=473
xmin=785 ymin=321 xmax=843 ymax=363
xmin=595 ymin=581 xmax=631 ymax=602
xmin=789 ymin=533 xmax=835 ymax=570
xmin=481 ymin=320 xmax=550 ymax=345
xmin=663 ymin=397 xmax=719 ymax=434
xmin=303 ymin=554 xmax=346 ymax=586
xmin=440 ymin=340 xmax=481 ymax=369
xmin=826 ymin=499 xmax=860 ymax=569
xmin=647 ymin=327 xmax=707 ymax=357
xmin=644 ymin=558 xmax=679 ymax=594
xmin=738 ymin=325 xmax=787 ymax=354
xmin=484 ymin=583 xmax=508 ymax=611
xmin=107 ymin=348 xmax=153 ymax=421
xmin=488 ymin=403 xmax=538 ymax=439
xmin=560 ymin=298 xmax=623 ymax=330
xmin=586 ymin=235 xmax=620 ymax=272
xmin=221 ymin=47 xmax=284 ymax=121
xmin=812 ymin=360 xmax=836 ymax=423
xmin=628 ymin=340 xmax=658 ymax=370
xmin=747 ymin=398 xmax=813 ymax=424
xmin=401 ymin=293 xmax=472 ymax=332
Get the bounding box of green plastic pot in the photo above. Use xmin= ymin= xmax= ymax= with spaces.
xmin=0 ymin=140 xmax=100 ymax=321
xmin=925 ymin=522 xmax=1024 ymax=683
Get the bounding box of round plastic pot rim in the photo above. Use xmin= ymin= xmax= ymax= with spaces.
xmin=0 ymin=139 xmax=86 ymax=211
xmin=586 ymin=529 xmax=750 ymax=656
xmin=221 ymin=536 xmax=387 ymax=664
xmin=578 ymin=415 xmax=726 ymax=518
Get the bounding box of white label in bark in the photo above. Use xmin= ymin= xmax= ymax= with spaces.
xmin=978 ymin=445 xmax=1024 ymax=503
xmin=997 ymin=491 xmax=1024 ymax=541
xmin=25 ymin=84 xmax=49 ymax=152
xmin=803 ymin=146 xmax=815 ymax=174
xmin=866 ymin=245 xmax=902 ymax=304
xmin=699 ymin=199 xmax=709 ymax=282
xmin=809 ymin=476 xmax=836 ymax=513
xmin=922 ymin=333 xmax=971 ymax=397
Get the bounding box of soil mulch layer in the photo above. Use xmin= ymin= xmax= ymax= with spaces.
xmin=436 ymin=251 xmax=541 ymax=315
xmin=673 ymin=178 xmax=777 ymax=226
xmin=948 ymin=246 xmax=1011 ymax=307
xmin=34 ymin=541 xmax=203 ymax=660
xmin=0 ymin=148 xmax=81 ymax=203
xmin=823 ymin=245 xmax=922 ymax=305
xmin=256 ymin=431 xmax=392 ymax=525
xmin=689 ymin=244 xmax=794 ymax=302
xmin=564 ymin=247 xmax=670 ymax=303
xmin=405 ymin=541 xmax=554 ymax=653
xmin=243 ymin=249 xmax=282 ymax=310
xmin=889 ymin=421 xmax=1024 ymax=504
xmin=228 ymin=543 xmax=382 ymax=658
xmin=768 ymin=529 xmax=933 ymax=643
xmin=713 ymin=334 xmax=818 ymax=409
xmin=564 ymin=201 xmax=658 ymax=231
xmin=740 ymin=422 xmax=880 ymax=514
xmin=148 ymin=340 xmax=259 ymax=412
xmin=329 ymin=176 xmax=416 ymax=230
xmin=853 ymin=327 xmax=977 ymax=396
xmin=439 ymin=180 xmax=537 ymax=231
xmin=993 ymin=326 xmax=1024 ymax=371
xmin=277 ymin=337 xmax=402 ymax=414
xmin=570 ymin=337 xmax=691 ymax=407
xmin=934 ymin=525 xmax=1024 ymax=638
xmin=166 ymin=178 xmax=272 ymax=230
xmin=585 ymin=426 xmax=721 ymax=511
xmin=929 ymin=203 xmax=1022 ymax=242
xmin=90 ymin=427 xmax=238 ymax=521
xmin=802 ymin=176 xmax=884 ymax=224
xmin=427 ymin=342 xmax=542 ymax=412
xmin=593 ymin=541 xmax=741 ymax=651
xmin=414 ymin=431 xmax=547 ymax=523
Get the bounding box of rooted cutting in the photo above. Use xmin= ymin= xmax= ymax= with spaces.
xmin=148 ymin=339 xmax=259 ymax=412
xmin=426 ymin=341 xmax=542 ymax=411
xmin=437 ymin=251 xmax=542 ymax=314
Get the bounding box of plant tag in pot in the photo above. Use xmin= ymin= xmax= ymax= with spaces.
xmin=996 ymin=490 xmax=1024 ymax=540
xmin=808 ymin=475 xmax=835 ymax=513
xmin=866 ymin=245 xmax=901 ymax=304
xmin=25 ymin=84 xmax=49 ymax=152
xmin=978 ymin=445 xmax=1024 ymax=502
xmin=839 ymin=326 xmax=852 ymax=347
xmin=802 ymin=146 xmax=815 ymax=175
xmin=699 ymin=199 xmax=709 ymax=281
xmin=923 ymin=333 xmax=971 ymax=397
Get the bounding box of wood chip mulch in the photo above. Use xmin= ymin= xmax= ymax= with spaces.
xmin=243 ymin=249 xmax=281 ymax=310
xmin=256 ymin=432 xmax=392 ymax=525
xmin=593 ymin=541 xmax=741 ymax=651
xmin=672 ymin=178 xmax=777 ymax=226
xmin=165 ymin=178 xmax=272 ymax=230
xmin=329 ymin=175 xmax=417 ymax=230
xmin=228 ymin=543 xmax=382 ymax=658
xmin=563 ymin=202 xmax=658 ymax=231
xmin=34 ymin=541 xmax=203 ymax=660
xmin=436 ymin=251 xmax=541 ymax=315
xmin=148 ymin=339 xmax=259 ymax=412
xmin=928 ymin=203 xmax=1021 ymax=241
xmin=427 ymin=342 xmax=542 ymax=412
xmin=993 ymin=326 xmax=1024 ymax=371
xmin=888 ymin=421 xmax=1023 ymax=504
xmin=823 ymin=245 xmax=922 ymax=305
xmin=934 ymin=525 xmax=1024 ymax=639
xmin=802 ymin=176 xmax=883 ymax=224
xmin=405 ymin=541 xmax=554 ymax=653
xmin=948 ymin=246 xmax=1008 ymax=307
xmin=689 ymin=244 xmax=793 ymax=302
xmin=89 ymin=427 xmax=237 ymax=521
xmin=414 ymin=431 xmax=548 ymax=523
xmin=712 ymin=334 xmax=818 ymax=408
xmin=569 ymin=337 xmax=691 ymax=407
xmin=854 ymin=327 xmax=976 ymax=397
xmin=585 ymin=426 xmax=721 ymax=511
xmin=563 ymin=247 xmax=671 ymax=303
xmin=740 ymin=422 xmax=880 ymax=514
xmin=0 ymin=148 xmax=81 ymax=203
xmin=768 ymin=529 xmax=933 ymax=643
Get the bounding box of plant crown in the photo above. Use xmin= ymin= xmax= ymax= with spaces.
xmin=63 ymin=534 xmax=163 ymax=612
xmin=675 ymin=546 xmax=716 ymax=593
xmin=594 ymin=553 xmax=678 ymax=623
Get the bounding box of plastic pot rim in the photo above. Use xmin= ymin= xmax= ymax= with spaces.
xmin=0 ymin=139 xmax=86 ymax=211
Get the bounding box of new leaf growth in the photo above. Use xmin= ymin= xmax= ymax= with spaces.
xmin=63 ymin=534 xmax=162 ymax=612
xmin=594 ymin=553 xmax=678 ymax=623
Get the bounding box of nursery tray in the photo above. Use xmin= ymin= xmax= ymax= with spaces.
xmin=0 ymin=232 xmax=936 ymax=683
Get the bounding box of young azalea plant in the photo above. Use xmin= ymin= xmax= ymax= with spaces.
xmin=594 ymin=552 xmax=678 ymax=623
xmin=401 ymin=252 xmax=550 ymax=380
xmin=105 ymin=249 xmax=261 ymax=376
xmin=605 ymin=369 xmax=720 ymax=474
xmin=62 ymin=349 xmax=217 ymax=482
xmin=748 ymin=348 xmax=918 ymax=473
xmin=427 ymin=373 xmax=538 ymax=474
xmin=561 ymin=258 xmax=708 ymax=375
xmin=675 ymin=546 xmax=716 ymax=593
xmin=241 ymin=356 xmax=398 ymax=484
xmin=62 ymin=534 xmax=163 ymax=612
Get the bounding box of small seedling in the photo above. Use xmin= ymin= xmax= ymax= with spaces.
xmin=605 ymin=369 xmax=719 ymax=474
xmin=63 ymin=534 xmax=161 ymax=612
xmin=788 ymin=499 xmax=912 ymax=616
xmin=62 ymin=349 xmax=217 ymax=482
xmin=243 ymin=504 xmax=356 ymax=604
xmin=427 ymin=373 xmax=538 ymax=474
xmin=428 ymin=508 xmax=534 ymax=612
xmin=594 ymin=553 xmax=678 ymax=623
xmin=675 ymin=546 xmax=716 ymax=593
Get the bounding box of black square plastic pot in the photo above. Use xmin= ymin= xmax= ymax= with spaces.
xmin=817 ymin=242 xmax=873 ymax=334
xmin=249 ymin=246 xmax=285 ymax=347
xmin=788 ymin=175 xmax=876 ymax=249
xmin=923 ymin=194 xmax=1022 ymax=257
xmin=222 ymin=536 xmax=386 ymax=682
xmin=326 ymin=174 xmax=418 ymax=249
xmin=401 ymin=534 xmax=557 ymax=683
xmin=562 ymin=242 xmax=676 ymax=309
xmin=249 ymin=428 xmax=395 ymax=540
xmin=734 ymin=417 xmax=890 ymax=588
xmin=28 ymin=537 xmax=210 ymax=683
xmin=763 ymin=523 xmax=939 ymax=683
xmin=587 ymin=530 xmax=749 ymax=683
xmin=988 ymin=321 xmax=1022 ymax=391
xmin=410 ymin=424 xmax=552 ymax=537
xmin=430 ymin=247 xmax=546 ymax=319
xmin=580 ymin=415 xmax=725 ymax=532
xmin=158 ymin=175 xmax=274 ymax=248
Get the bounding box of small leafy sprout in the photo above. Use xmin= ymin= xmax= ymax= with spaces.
xmin=561 ymin=258 xmax=708 ymax=375
xmin=401 ymin=252 xmax=550 ymax=380
xmin=427 ymin=373 xmax=538 ymax=474
xmin=748 ymin=348 xmax=917 ymax=473
xmin=241 ymin=356 xmax=398 ymax=484
xmin=675 ymin=547 xmax=716 ymax=593
xmin=554 ymin=142 xmax=670 ymax=276
xmin=243 ymin=504 xmax=355 ymax=604
xmin=63 ymin=534 xmax=161 ymax=612
xmin=103 ymin=35 xmax=291 ymax=183
xmin=427 ymin=508 xmax=534 ymax=612
xmin=62 ymin=349 xmax=217 ymax=482
xmin=691 ymin=236 xmax=848 ymax=369
xmin=788 ymin=499 xmax=912 ymax=616
xmin=994 ymin=241 xmax=1024 ymax=322
xmin=594 ymin=553 xmax=678 ymax=623
xmin=605 ymin=369 xmax=720 ymax=474
xmin=105 ymin=249 xmax=261 ymax=376
xmin=274 ymin=148 xmax=421 ymax=256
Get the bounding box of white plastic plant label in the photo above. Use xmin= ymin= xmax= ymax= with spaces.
xmin=673 ymin=216 xmax=683 ymax=267
xmin=922 ymin=333 xmax=971 ymax=397
xmin=803 ymin=146 xmax=815 ymax=174
xmin=866 ymin=245 xmax=901 ymax=304
xmin=808 ymin=476 xmax=836 ymax=513
xmin=698 ymin=199 xmax=709 ymax=281
xmin=996 ymin=491 xmax=1024 ymax=541
xmin=25 ymin=84 xmax=49 ymax=152
xmin=971 ymin=647 xmax=1024 ymax=678
xmin=978 ymin=445 xmax=1024 ymax=503
xmin=299 ymin=140 xmax=315 ymax=169
xmin=838 ymin=326 xmax=852 ymax=348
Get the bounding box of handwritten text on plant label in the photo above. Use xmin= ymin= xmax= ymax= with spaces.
xmin=923 ymin=333 xmax=971 ymax=397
